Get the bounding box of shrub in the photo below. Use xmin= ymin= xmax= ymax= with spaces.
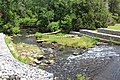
xmin=3 ymin=23 xmax=20 ymax=34
xmin=47 ymin=22 xmax=59 ymax=32
xmin=19 ymin=18 xmax=37 ymax=27
xmin=61 ymin=15 xmax=72 ymax=33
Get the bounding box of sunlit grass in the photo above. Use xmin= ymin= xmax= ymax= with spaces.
xmin=108 ymin=24 xmax=120 ymax=30
xmin=5 ymin=36 xmax=43 ymax=64
xmin=5 ymin=36 xmax=30 ymax=63
xmin=35 ymin=32 xmax=98 ymax=48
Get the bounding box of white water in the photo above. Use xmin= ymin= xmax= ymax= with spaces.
xmin=67 ymin=45 xmax=119 ymax=60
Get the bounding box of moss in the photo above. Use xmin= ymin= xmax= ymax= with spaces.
xmin=76 ymin=74 xmax=85 ymax=80
xmin=66 ymin=78 xmax=72 ymax=80
xmin=59 ymin=46 xmax=65 ymax=51
xmin=39 ymin=65 xmax=45 ymax=69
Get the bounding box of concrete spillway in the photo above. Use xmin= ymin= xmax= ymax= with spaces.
xmin=98 ymin=28 xmax=120 ymax=36
xmin=70 ymin=28 xmax=120 ymax=42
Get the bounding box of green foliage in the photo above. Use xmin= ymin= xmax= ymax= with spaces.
xmin=61 ymin=15 xmax=72 ymax=33
xmin=47 ymin=22 xmax=59 ymax=32
xmin=76 ymin=74 xmax=85 ymax=80
xmin=66 ymin=74 xmax=86 ymax=80
xmin=108 ymin=0 xmax=120 ymax=23
xmin=66 ymin=78 xmax=72 ymax=80
xmin=35 ymin=32 xmax=44 ymax=38
xmin=19 ymin=18 xmax=37 ymax=27
xmin=39 ymin=65 xmax=45 ymax=69
xmin=0 ymin=0 xmax=120 ymax=34
xmin=72 ymin=0 xmax=109 ymax=30
xmin=3 ymin=23 xmax=20 ymax=34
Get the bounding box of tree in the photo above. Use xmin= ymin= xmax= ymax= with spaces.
xmin=108 ymin=0 xmax=120 ymax=23
xmin=72 ymin=0 xmax=109 ymax=30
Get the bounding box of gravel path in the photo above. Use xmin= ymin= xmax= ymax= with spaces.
xmin=0 ymin=33 xmax=53 ymax=80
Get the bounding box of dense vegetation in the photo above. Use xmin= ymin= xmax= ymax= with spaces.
xmin=0 ymin=0 xmax=120 ymax=34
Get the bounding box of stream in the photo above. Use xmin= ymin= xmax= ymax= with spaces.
xmin=13 ymin=34 xmax=120 ymax=80
xmin=44 ymin=45 xmax=120 ymax=80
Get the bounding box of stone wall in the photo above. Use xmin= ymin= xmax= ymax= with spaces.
xmin=0 ymin=33 xmax=53 ymax=80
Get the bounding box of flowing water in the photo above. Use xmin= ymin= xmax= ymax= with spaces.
xmin=44 ymin=45 xmax=120 ymax=80
xmin=13 ymin=34 xmax=120 ymax=80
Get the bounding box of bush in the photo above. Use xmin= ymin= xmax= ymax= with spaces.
xmin=0 ymin=18 xmax=4 ymax=26
xmin=61 ymin=15 xmax=72 ymax=33
xmin=3 ymin=23 xmax=20 ymax=34
xmin=19 ymin=18 xmax=37 ymax=27
xmin=47 ymin=22 xmax=59 ymax=32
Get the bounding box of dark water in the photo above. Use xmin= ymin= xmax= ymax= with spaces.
xmin=13 ymin=34 xmax=120 ymax=80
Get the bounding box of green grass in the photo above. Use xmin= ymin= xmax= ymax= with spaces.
xmin=66 ymin=74 xmax=86 ymax=80
xmin=66 ymin=78 xmax=72 ymax=80
xmin=5 ymin=36 xmax=43 ymax=64
xmin=76 ymin=74 xmax=85 ymax=80
xmin=108 ymin=24 xmax=120 ymax=30
xmin=35 ymin=32 xmax=67 ymax=39
xmin=5 ymin=36 xmax=30 ymax=63
xmin=35 ymin=32 xmax=98 ymax=48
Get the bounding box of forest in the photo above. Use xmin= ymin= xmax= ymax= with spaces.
xmin=0 ymin=0 xmax=120 ymax=34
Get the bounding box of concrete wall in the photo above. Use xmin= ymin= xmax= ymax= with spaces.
xmin=79 ymin=30 xmax=120 ymax=42
xmin=98 ymin=28 xmax=120 ymax=36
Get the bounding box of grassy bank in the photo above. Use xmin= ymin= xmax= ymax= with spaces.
xmin=35 ymin=32 xmax=98 ymax=48
xmin=5 ymin=36 xmax=43 ymax=64
xmin=108 ymin=24 xmax=120 ymax=30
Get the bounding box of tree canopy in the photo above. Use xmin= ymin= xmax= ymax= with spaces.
xmin=0 ymin=0 xmax=120 ymax=34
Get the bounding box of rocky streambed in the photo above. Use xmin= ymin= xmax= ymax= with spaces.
xmin=12 ymin=34 xmax=120 ymax=80
xmin=43 ymin=44 xmax=120 ymax=80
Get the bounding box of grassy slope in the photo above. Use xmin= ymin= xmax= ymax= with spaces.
xmin=5 ymin=36 xmax=43 ymax=64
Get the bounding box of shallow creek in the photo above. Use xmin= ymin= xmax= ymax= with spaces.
xmin=13 ymin=34 xmax=120 ymax=80
xmin=44 ymin=45 xmax=120 ymax=80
